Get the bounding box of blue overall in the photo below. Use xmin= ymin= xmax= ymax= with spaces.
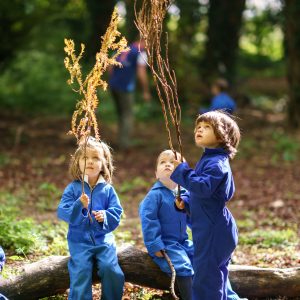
xmin=0 ymin=246 xmax=5 ymax=273
xmin=171 ymin=148 xmax=240 ymax=300
xmin=139 ymin=181 xmax=194 ymax=277
xmin=57 ymin=178 xmax=124 ymax=300
xmin=0 ymin=246 xmax=8 ymax=300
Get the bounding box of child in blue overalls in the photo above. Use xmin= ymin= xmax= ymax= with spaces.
xmin=0 ymin=246 xmax=8 ymax=300
xmin=171 ymin=111 xmax=244 ymax=300
xmin=57 ymin=138 xmax=124 ymax=300
xmin=139 ymin=150 xmax=194 ymax=300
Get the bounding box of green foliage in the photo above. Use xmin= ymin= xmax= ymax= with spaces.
xmin=128 ymin=287 xmax=157 ymax=300
xmin=118 ymin=177 xmax=149 ymax=194
xmin=236 ymin=137 xmax=256 ymax=158
xmin=236 ymin=218 xmax=255 ymax=230
xmin=0 ymin=153 xmax=10 ymax=167
xmin=0 ymin=204 xmax=45 ymax=255
xmin=135 ymin=100 xmax=162 ymax=121
xmin=40 ymin=295 xmax=66 ymax=300
xmin=272 ymin=131 xmax=300 ymax=162
xmin=241 ymin=5 xmax=283 ymax=59
xmin=0 ymin=50 xmax=75 ymax=115
xmin=0 ymin=190 xmax=68 ymax=255
xmin=237 ymin=51 xmax=285 ymax=79
xmin=36 ymin=182 xmax=61 ymax=211
xmin=114 ymin=229 xmax=134 ymax=246
xmin=0 ymin=0 xmax=87 ymax=64
xmin=40 ymin=221 xmax=68 ymax=256
xmin=239 ymin=228 xmax=297 ymax=248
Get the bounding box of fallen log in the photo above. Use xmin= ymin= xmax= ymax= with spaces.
xmin=0 ymin=245 xmax=299 ymax=299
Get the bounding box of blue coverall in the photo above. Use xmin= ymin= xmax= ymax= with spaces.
xmin=0 ymin=246 xmax=5 ymax=274
xmin=57 ymin=178 xmax=124 ymax=300
xmin=139 ymin=181 xmax=194 ymax=277
xmin=171 ymin=148 xmax=240 ymax=300
xmin=0 ymin=246 xmax=8 ymax=300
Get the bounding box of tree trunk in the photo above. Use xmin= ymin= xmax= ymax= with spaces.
xmin=201 ymin=0 xmax=246 ymax=84
xmin=0 ymin=246 xmax=299 ymax=299
xmin=283 ymin=0 xmax=300 ymax=128
xmin=85 ymin=0 xmax=117 ymax=58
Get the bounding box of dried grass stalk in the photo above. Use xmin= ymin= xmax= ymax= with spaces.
xmin=135 ymin=1 xmax=183 ymax=299
xmin=64 ymin=7 xmax=129 ymax=142
xmin=135 ymin=0 xmax=183 ymax=159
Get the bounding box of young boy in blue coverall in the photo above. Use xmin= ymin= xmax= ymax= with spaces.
xmin=139 ymin=150 xmax=194 ymax=300
xmin=171 ymin=111 xmax=246 ymax=300
xmin=57 ymin=138 xmax=124 ymax=300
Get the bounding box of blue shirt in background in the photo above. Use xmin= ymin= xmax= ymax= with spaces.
xmin=200 ymin=92 xmax=236 ymax=114
xmin=109 ymin=42 xmax=145 ymax=92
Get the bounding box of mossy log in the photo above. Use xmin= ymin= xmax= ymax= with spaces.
xmin=0 ymin=245 xmax=299 ymax=299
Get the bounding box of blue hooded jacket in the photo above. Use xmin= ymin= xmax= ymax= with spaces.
xmin=57 ymin=178 xmax=123 ymax=245
xmin=0 ymin=246 xmax=5 ymax=273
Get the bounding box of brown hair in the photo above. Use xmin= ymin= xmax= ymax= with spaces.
xmin=212 ymin=78 xmax=229 ymax=92
xmin=196 ymin=110 xmax=240 ymax=159
xmin=69 ymin=137 xmax=114 ymax=183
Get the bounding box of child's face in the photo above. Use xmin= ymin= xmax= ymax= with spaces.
xmin=79 ymin=147 xmax=103 ymax=182
xmin=156 ymin=153 xmax=175 ymax=181
xmin=194 ymin=121 xmax=220 ymax=148
xmin=211 ymin=84 xmax=220 ymax=96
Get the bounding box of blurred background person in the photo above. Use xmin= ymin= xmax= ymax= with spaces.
xmin=200 ymin=78 xmax=236 ymax=114
xmin=109 ymin=38 xmax=151 ymax=149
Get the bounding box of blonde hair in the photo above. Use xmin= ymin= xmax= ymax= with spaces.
xmin=69 ymin=137 xmax=114 ymax=183
xmin=196 ymin=110 xmax=241 ymax=159
xmin=156 ymin=149 xmax=184 ymax=167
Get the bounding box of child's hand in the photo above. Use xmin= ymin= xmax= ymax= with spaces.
xmin=155 ymin=250 xmax=164 ymax=257
xmin=173 ymin=159 xmax=181 ymax=168
xmin=80 ymin=193 xmax=89 ymax=208
xmin=92 ymin=210 xmax=105 ymax=222
xmin=175 ymin=198 xmax=185 ymax=210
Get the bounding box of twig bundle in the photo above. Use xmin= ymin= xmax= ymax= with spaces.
xmin=135 ymin=1 xmax=183 ymax=299
xmin=134 ymin=0 xmax=183 ymax=159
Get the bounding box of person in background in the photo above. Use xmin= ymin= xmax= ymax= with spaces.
xmin=109 ymin=38 xmax=151 ymax=149
xmin=200 ymin=78 xmax=236 ymax=114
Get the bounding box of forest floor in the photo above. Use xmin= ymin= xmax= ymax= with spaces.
xmin=0 ymin=107 xmax=299 ymax=300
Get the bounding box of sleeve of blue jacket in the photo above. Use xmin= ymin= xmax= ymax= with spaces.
xmin=171 ymin=161 xmax=226 ymax=199
xmin=57 ymin=183 xmax=88 ymax=225
xmin=139 ymin=192 xmax=165 ymax=256
xmin=95 ymin=186 xmax=123 ymax=233
xmin=181 ymin=189 xmax=191 ymax=215
xmin=0 ymin=246 xmax=5 ymax=273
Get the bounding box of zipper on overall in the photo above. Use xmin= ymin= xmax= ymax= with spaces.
xmin=89 ymin=185 xmax=96 ymax=245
